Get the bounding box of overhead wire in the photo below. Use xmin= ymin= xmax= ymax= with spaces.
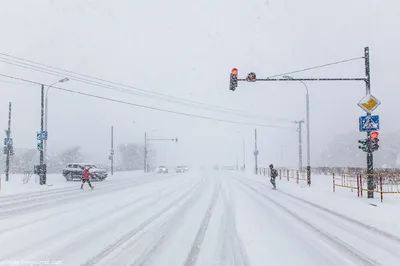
xmin=266 ymin=56 xmax=364 ymax=79
xmin=0 ymin=53 xmax=292 ymax=123
xmin=0 ymin=52 xmax=364 ymax=127
xmin=0 ymin=72 xmax=295 ymax=130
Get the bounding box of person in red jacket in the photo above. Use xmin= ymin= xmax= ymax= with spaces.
xmin=81 ymin=166 xmax=94 ymax=189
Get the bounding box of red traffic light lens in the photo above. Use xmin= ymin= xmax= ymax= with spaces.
xmin=370 ymin=132 xmax=379 ymax=138
xmin=231 ymin=68 xmax=238 ymax=75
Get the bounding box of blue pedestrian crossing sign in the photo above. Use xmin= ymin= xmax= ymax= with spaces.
xmin=359 ymin=115 xmax=380 ymax=132
xmin=37 ymin=131 xmax=48 ymax=141
xmin=4 ymin=138 xmax=13 ymax=146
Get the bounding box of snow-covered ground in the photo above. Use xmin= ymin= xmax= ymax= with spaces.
xmin=0 ymin=171 xmax=145 ymax=196
xmin=0 ymin=170 xmax=399 ymax=265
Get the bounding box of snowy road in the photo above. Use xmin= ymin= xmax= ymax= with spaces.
xmin=1 ymin=171 xmax=400 ymax=266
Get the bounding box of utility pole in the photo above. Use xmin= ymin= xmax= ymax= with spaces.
xmin=144 ymin=132 xmax=147 ymax=173
xmin=110 ymin=126 xmax=114 ymax=175
xmin=4 ymin=102 xmax=13 ymax=182
xmin=40 ymin=85 xmax=46 ymax=185
xmin=254 ymin=128 xmax=258 ymax=173
xmin=294 ymin=120 xmax=304 ymax=172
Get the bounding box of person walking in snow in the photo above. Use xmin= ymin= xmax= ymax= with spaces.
xmin=269 ymin=164 xmax=277 ymax=189
xmin=81 ymin=166 xmax=94 ymax=189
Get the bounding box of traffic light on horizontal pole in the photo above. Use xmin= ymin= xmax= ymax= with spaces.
xmin=230 ymin=68 xmax=238 ymax=91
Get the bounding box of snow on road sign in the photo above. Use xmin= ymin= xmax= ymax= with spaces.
xmin=359 ymin=115 xmax=379 ymax=132
xmin=358 ymin=94 xmax=381 ymax=113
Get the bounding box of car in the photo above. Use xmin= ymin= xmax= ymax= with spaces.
xmin=62 ymin=163 xmax=108 ymax=181
xmin=175 ymin=166 xmax=187 ymax=173
xmin=156 ymin=166 xmax=168 ymax=173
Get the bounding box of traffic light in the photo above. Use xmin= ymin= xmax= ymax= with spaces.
xmin=37 ymin=142 xmax=43 ymax=151
xmin=370 ymin=131 xmax=379 ymax=152
xmin=358 ymin=139 xmax=368 ymax=152
xmin=230 ymin=68 xmax=238 ymax=91
xmin=246 ymin=72 xmax=256 ymax=82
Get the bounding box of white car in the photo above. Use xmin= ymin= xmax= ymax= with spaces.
xmin=175 ymin=166 xmax=188 ymax=173
xmin=156 ymin=166 xmax=168 ymax=173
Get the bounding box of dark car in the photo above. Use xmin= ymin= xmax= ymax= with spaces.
xmin=62 ymin=163 xmax=108 ymax=181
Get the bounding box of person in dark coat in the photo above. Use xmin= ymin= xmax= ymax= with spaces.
xmin=81 ymin=166 xmax=94 ymax=189
xmin=269 ymin=164 xmax=277 ymax=189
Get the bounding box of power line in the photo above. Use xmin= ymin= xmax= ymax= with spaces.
xmin=0 ymin=52 xmax=363 ymax=125
xmin=267 ymin=56 xmax=364 ymax=79
xmin=0 ymin=80 xmax=37 ymax=85
xmin=0 ymin=54 xmax=292 ymax=123
xmin=0 ymin=72 xmax=295 ymax=130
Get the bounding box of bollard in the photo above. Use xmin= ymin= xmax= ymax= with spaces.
xmin=287 ymin=170 xmax=289 ymax=181
xmin=297 ymin=171 xmax=299 ymax=184
xmin=357 ymin=174 xmax=360 ymax=197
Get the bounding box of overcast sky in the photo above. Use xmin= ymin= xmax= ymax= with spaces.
xmin=1 ymin=0 xmax=399 ymax=169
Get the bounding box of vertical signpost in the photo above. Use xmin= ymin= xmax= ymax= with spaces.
xmin=358 ymin=93 xmax=381 ymax=199
xmin=36 ymin=130 xmax=47 ymax=185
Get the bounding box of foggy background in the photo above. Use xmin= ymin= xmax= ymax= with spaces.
xmin=1 ymin=0 xmax=400 ymax=171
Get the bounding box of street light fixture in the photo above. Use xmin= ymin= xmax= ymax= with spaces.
xmin=43 ymin=77 xmax=69 ymax=164
xmin=283 ymin=75 xmax=310 ymax=176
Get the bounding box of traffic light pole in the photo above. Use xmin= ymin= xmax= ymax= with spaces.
xmin=364 ymin=47 xmax=374 ymax=199
xmin=230 ymin=46 xmax=372 ymax=189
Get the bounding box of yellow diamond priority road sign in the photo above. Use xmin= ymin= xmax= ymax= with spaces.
xmin=358 ymin=94 xmax=381 ymax=113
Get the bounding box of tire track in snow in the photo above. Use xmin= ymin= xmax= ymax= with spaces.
xmin=110 ymin=175 xmax=208 ymax=266
xmin=0 ymin=176 xmax=193 ymax=262
xmin=278 ymin=192 xmax=400 ymax=261
xmin=245 ymin=176 xmax=400 ymax=244
xmin=230 ymin=175 xmax=341 ymax=265
xmin=218 ymin=176 xmax=250 ymax=266
xmin=0 ymin=174 xmax=157 ymax=204
xmin=0 ymin=175 xmax=179 ymax=236
xmin=183 ymin=178 xmax=220 ymax=266
xmin=233 ymin=177 xmax=382 ymax=266
xmin=81 ymin=177 xmax=206 ymax=266
xmin=0 ymin=175 xmax=179 ymax=220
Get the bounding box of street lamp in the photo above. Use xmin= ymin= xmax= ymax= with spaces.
xmin=283 ymin=75 xmax=310 ymax=180
xmin=43 ymin=77 xmax=69 ymax=164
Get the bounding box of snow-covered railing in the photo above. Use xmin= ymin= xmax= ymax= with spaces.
xmin=333 ymin=172 xmax=400 ymax=202
xmin=255 ymin=167 xmax=308 ymax=185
